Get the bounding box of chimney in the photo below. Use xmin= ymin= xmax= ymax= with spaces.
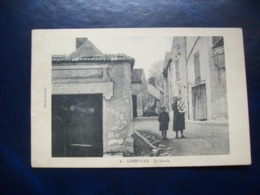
xmin=76 ymin=38 xmax=88 ymax=49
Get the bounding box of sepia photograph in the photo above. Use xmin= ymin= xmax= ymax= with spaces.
xmin=31 ymin=28 xmax=250 ymax=167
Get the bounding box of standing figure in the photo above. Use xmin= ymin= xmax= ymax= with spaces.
xmin=172 ymin=96 xmax=186 ymax=139
xmin=172 ymin=97 xmax=179 ymax=138
xmin=177 ymin=96 xmax=186 ymax=138
xmin=158 ymin=106 xmax=170 ymax=140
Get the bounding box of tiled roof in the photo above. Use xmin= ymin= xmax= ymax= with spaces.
xmin=52 ymin=38 xmax=135 ymax=68
xmin=131 ymin=69 xmax=144 ymax=83
xmin=52 ymin=54 xmax=135 ymax=67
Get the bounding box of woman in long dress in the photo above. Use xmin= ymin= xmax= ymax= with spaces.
xmin=172 ymin=96 xmax=186 ymax=139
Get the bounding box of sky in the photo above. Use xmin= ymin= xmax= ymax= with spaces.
xmin=54 ymin=36 xmax=173 ymax=77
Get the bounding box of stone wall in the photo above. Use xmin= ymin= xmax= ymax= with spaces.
xmin=104 ymin=62 xmax=134 ymax=156
xmin=208 ymin=45 xmax=228 ymax=121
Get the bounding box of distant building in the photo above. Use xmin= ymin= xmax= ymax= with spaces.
xmin=131 ymin=69 xmax=148 ymax=117
xmin=163 ymin=36 xmax=228 ymax=121
xmin=157 ymin=85 xmax=165 ymax=109
xmin=145 ymin=84 xmax=161 ymax=115
xmin=148 ymin=77 xmax=156 ymax=86
xmin=141 ymin=78 xmax=165 ymax=116
xmin=149 ymin=77 xmax=164 ymax=109
xmin=52 ymin=38 xmax=135 ymax=157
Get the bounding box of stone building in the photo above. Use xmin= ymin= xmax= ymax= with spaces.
xmin=163 ymin=36 xmax=228 ymax=122
xmin=52 ymin=38 xmax=135 ymax=157
xmin=131 ymin=69 xmax=148 ymax=118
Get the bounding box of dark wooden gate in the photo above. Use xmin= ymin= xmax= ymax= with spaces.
xmin=52 ymin=94 xmax=103 ymax=157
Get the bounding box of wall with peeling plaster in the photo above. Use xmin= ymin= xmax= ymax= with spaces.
xmin=52 ymin=60 xmax=134 ymax=157
xmin=104 ymin=62 xmax=134 ymax=156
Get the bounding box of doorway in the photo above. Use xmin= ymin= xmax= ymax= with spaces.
xmin=52 ymin=94 xmax=103 ymax=157
xmin=132 ymin=95 xmax=137 ymax=118
xmin=192 ymin=84 xmax=207 ymax=120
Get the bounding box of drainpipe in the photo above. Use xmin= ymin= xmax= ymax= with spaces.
xmin=185 ymin=37 xmax=190 ymax=120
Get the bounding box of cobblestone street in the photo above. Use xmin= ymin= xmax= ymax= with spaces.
xmin=133 ymin=117 xmax=229 ymax=156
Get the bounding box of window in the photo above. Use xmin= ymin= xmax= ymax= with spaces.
xmin=194 ymin=52 xmax=201 ymax=83
xmin=175 ymin=59 xmax=180 ymax=81
xmin=214 ymin=50 xmax=225 ymax=69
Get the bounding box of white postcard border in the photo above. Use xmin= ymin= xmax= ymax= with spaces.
xmin=31 ymin=28 xmax=251 ymax=167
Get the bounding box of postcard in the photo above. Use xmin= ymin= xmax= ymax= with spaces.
xmin=31 ymin=28 xmax=251 ymax=167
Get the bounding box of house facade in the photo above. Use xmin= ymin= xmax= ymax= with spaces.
xmin=52 ymin=38 xmax=135 ymax=157
xmin=163 ymin=36 xmax=228 ymax=122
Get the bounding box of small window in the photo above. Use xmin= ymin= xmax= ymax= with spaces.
xmin=194 ymin=52 xmax=201 ymax=83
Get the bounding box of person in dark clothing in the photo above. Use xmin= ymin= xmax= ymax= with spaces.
xmin=158 ymin=106 xmax=170 ymax=140
xmin=172 ymin=96 xmax=186 ymax=139
xmin=172 ymin=97 xmax=178 ymax=137
xmin=177 ymin=96 xmax=186 ymax=138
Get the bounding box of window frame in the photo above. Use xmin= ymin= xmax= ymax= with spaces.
xmin=194 ymin=52 xmax=201 ymax=83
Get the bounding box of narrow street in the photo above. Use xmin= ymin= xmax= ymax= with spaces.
xmin=133 ymin=117 xmax=229 ymax=156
